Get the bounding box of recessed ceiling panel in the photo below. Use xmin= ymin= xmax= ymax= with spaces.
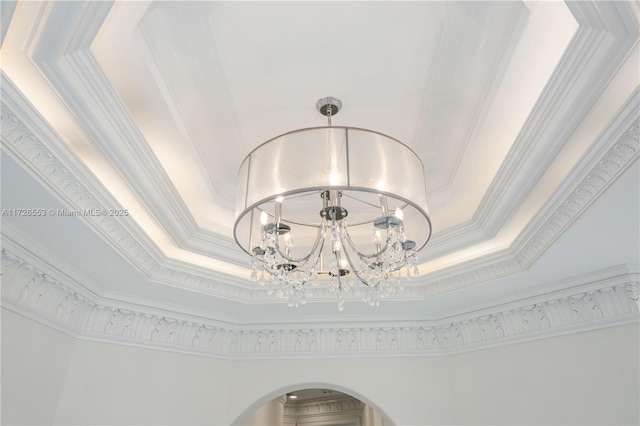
xmin=3 ymin=0 xmax=635 ymax=322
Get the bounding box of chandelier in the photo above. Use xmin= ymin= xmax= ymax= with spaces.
xmin=234 ymin=97 xmax=432 ymax=310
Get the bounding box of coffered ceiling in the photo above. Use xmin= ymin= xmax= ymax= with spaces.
xmin=1 ymin=1 xmax=638 ymax=328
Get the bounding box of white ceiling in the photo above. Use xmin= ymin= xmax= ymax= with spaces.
xmin=1 ymin=0 xmax=638 ymax=326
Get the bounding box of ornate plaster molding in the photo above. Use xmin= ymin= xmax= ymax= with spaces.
xmin=0 ymin=0 xmax=638 ymax=304
xmin=422 ymin=115 xmax=640 ymax=296
xmin=3 ymin=91 xmax=639 ymax=304
xmin=422 ymin=0 xmax=639 ymax=255
xmin=0 ymin=96 xmax=260 ymax=303
xmin=284 ymin=396 xmax=364 ymax=417
xmin=2 ymin=247 xmax=638 ymax=358
xmin=516 ymin=119 xmax=640 ymax=268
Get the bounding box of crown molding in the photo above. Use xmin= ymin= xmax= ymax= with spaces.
xmin=0 ymin=81 xmax=640 ymax=302
xmin=28 ymin=0 xmax=243 ymax=260
xmin=0 ymin=74 xmax=259 ymax=302
xmin=0 ymin=110 xmax=256 ymax=304
xmin=1 ymin=1 xmax=638 ymax=304
xmin=2 ymin=245 xmax=637 ymax=359
xmin=34 ymin=0 xmax=637 ymax=267
xmin=2 ymin=82 xmax=638 ymax=303
xmin=284 ymin=396 xmax=364 ymax=418
xmin=27 ymin=1 xmax=112 ymax=61
xmin=419 ymin=104 xmax=640 ymax=296
xmin=566 ymin=0 xmax=640 ymax=37
xmin=427 ymin=0 xmax=640 ymax=258
xmin=38 ymin=47 xmax=236 ymax=261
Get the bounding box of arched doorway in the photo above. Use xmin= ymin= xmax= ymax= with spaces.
xmin=237 ymin=387 xmax=390 ymax=425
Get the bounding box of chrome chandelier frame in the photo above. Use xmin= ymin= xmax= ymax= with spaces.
xmin=234 ymin=97 xmax=432 ymax=310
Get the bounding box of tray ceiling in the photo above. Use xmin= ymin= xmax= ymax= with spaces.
xmin=1 ymin=0 xmax=638 ymax=324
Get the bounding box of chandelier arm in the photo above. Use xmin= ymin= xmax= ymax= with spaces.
xmin=259 ymin=257 xmax=286 ymax=277
xmin=342 ymin=226 xmax=408 ymax=274
xmin=261 ymin=265 xmax=281 ymax=277
xmin=297 ymin=237 xmax=326 ymax=271
xmin=338 ymin=234 xmax=377 ymax=287
xmin=342 ymin=226 xmax=391 ymax=260
xmin=382 ymin=260 xmax=407 ymax=273
xmin=272 ymin=225 xmax=326 ymax=264
xmin=378 ymin=246 xmax=413 ymax=272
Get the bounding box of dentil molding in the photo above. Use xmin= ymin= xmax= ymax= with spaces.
xmin=2 ymin=246 xmax=638 ymax=359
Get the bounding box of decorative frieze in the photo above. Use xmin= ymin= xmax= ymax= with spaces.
xmin=284 ymin=396 xmax=364 ymax=417
xmin=2 ymin=248 xmax=638 ymax=358
xmin=0 ymin=105 xmax=258 ymax=302
xmin=423 ymin=117 xmax=640 ymax=296
xmin=1 ymin=249 xmax=95 ymax=331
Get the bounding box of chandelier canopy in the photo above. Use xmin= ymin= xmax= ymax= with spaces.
xmin=234 ymin=97 xmax=432 ymax=309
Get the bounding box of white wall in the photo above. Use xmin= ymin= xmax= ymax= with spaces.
xmin=54 ymin=336 xmax=233 ymax=425
xmin=2 ymin=308 xmax=638 ymax=425
xmin=228 ymin=324 xmax=639 ymax=425
xmin=442 ymin=326 xmax=639 ymax=425
xmin=1 ymin=309 xmax=76 ymax=425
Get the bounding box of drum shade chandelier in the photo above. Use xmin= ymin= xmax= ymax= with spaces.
xmin=234 ymin=97 xmax=432 ymax=310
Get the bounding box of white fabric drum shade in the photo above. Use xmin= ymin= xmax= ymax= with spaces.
xmin=234 ymin=126 xmax=431 ymax=258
